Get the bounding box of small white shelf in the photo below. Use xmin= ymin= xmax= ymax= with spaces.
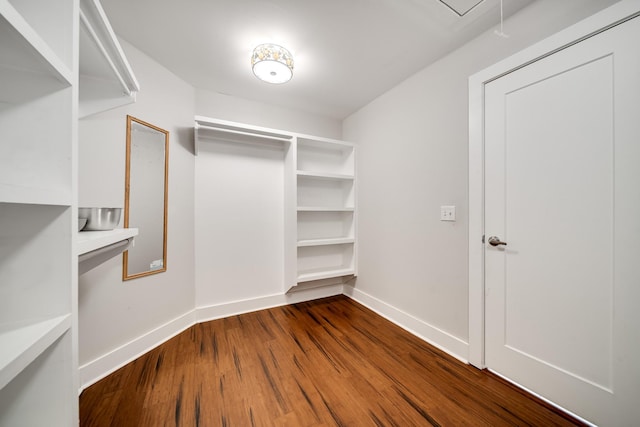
xmin=0 ymin=315 xmax=71 ymax=390
xmin=77 ymin=228 xmax=138 ymax=255
xmin=297 ymin=238 xmax=354 ymax=247
xmin=297 ymin=267 xmax=355 ymax=283
xmin=297 ymin=206 xmax=354 ymax=212
xmin=296 ymin=171 xmax=354 ymax=181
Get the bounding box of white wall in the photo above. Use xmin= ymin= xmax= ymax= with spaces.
xmin=342 ymin=0 xmax=618 ymax=360
xmin=78 ymin=40 xmax=196 ymax=385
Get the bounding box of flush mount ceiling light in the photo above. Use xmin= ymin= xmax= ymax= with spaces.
xmin=251 ymin=43 xmax=294 ymax=84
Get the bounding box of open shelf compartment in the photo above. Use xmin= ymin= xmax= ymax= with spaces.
xmin=297 ymin=210 xmax=354 ymax=241
xmin=0 ymin=2 xmax=73 ymax=107
xmin=297 ymin=243 xmax=355 ymax=283
xmin=297 ymin=174 xmax=354 ymax=210
xmin=297 ymin=137 xmax=355 ymax=176
xmin=0 ymin=315 xmax=70 ymax=391
xmin=0 ymin=330 xmax=74 ymax=425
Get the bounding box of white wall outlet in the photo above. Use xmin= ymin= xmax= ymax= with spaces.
xmin=440 ymin=205 xmax=456 ymax=221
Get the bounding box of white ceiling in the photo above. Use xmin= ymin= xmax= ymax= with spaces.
xmin=101 ymin=0 xmax=533 ymax=119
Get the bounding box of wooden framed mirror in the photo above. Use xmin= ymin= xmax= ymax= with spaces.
xmin=123 ymin=115 xmax=169 ymax=280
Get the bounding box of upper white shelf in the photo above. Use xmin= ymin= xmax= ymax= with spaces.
xmin=0 ymin=1 xmax=73 ymax=105
xmin=0 ymin=314 xmax=71 ymax=390
xmin=77 ymin=228 xmax=138 ymax=255
xmin=78 ymin=0 xmax=139 ymax=118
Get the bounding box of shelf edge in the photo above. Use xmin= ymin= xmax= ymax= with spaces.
xmin=297 ymin=268 xmax=355 ymax=283
xmin=77 ymin=228 xmax=138 ymax=255
xmin=0 ymin=314 xmax=71 ymax=390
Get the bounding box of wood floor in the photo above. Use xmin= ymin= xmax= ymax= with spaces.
xmin=80 ymin=295 xmax=582 ymax=426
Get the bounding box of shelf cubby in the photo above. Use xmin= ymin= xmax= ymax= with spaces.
xmin=297 ymin=243 xmax=355 ymax=283
xmin=0 ymin=331 xmax=74 ymax=426
xmin=0 ymin=2 xmax=73 ymax=102
xmin=0 ymin=87 xmax=73 ymax=206
xmin=297 ymin=210 xmax=354 ymax=241
xmin=297 ymin=174 xmax=354 ymax=210
xmin=0 ymin=204 xmax=71 ymax=326
xmin=6 ymin=0 xmax=74 ymax=70
xmin=0 ymin=315 xmax=71 ymax=391
xmin=297 ymin=137 xmax=355 ymax=176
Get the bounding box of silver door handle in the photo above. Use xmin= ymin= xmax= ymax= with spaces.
xmin=488 ymin=236 xmax=507 ymax=246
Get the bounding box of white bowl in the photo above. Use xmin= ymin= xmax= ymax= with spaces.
xmin=79 ymin=208 xmax=122 ymax=231
xmin=78 ymin=217 xmax=88 ymax=231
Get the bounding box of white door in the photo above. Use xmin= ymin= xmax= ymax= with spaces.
xmin=484 ymin=16 xmax=640 ymax=426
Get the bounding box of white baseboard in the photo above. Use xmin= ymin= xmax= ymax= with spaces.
xmin=78 ymin=310 xmax=196 ymax=391
xmin=196 ymin=284 xmax=345 ymax=323
xmin=343 ymin=285 xmax=469 ymax=363
xmin=79 ymin=284 xmax=469 ymax=392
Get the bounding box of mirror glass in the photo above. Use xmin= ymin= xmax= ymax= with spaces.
xmin=123 ymin=115 xmax=169 ymax=280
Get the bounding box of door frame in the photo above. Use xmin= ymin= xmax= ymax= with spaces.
xmin=467 ymin=0 xmax=640 ymax=369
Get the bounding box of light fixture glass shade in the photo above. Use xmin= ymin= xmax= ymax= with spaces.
xmin=251 ymin=43 xmax=294 ymax=84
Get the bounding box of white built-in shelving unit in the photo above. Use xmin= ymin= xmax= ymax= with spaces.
xmin=1 ymin=0 xmax=138 ymax=424
xmin=195 ymin=116 xmax=357 ymax=291
xmin=0 ymin=0 xmax=78 ymax=424
xmin=78 ymin=0 xmax=139 ymax=118
xmin=296 ymin=137 xmax=356 ymax=284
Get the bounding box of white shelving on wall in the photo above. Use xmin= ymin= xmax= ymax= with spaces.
xmin=1 ymin=0 xmax=136 ymax=423
xmin=78 ymin=0 xmax=140 ymax=118
xmin=0 ymin=0 xmax=78 ymax=424
xmin=295 ymin=137 xmax=357 ymax=285
xmin=194 ymin=117 xmax=357 ymax=292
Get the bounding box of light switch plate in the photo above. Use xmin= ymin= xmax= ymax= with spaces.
xmin=441 ymin=205 xmax=456 ymax=221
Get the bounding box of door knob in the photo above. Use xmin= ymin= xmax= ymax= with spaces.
xmin=488 ymin=236 xmax=507 ymax=247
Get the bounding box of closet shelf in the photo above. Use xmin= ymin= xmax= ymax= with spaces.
xmin=297 ymin=267 xmax=355 ymax=283
xmin=77 ymin=228 xmax=138 ymax=255
xmin=77 ymin=228 xmax=138 ymax=274
xmin=79 ymin=0 xmax=140 ymax=118
xmin=0 ymin=314 xmax=71 ymax=390
xmin=297 ymin=238 xmax=354 ymax=247
xmin=0 ymin=1 xmax=73 ymax=105
xmin=297 ymin=206 xmax=354 ymax=212
xmin=296 ymin=171 xmax=354 ymax=180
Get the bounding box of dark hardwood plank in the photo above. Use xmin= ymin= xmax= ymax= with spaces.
xmin=80 ymin=295 xmax=584 ymax=426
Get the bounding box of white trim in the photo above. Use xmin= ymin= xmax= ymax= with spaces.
xmin=468 ymin=0 xmax=640 ymax=370
xmin=196 ymin=285 xmax=344 ymax=323
xmin=344 ymin=285 xmax=468 ymax=363
xmin=78 ymin=310 xmax=196 ymax=391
